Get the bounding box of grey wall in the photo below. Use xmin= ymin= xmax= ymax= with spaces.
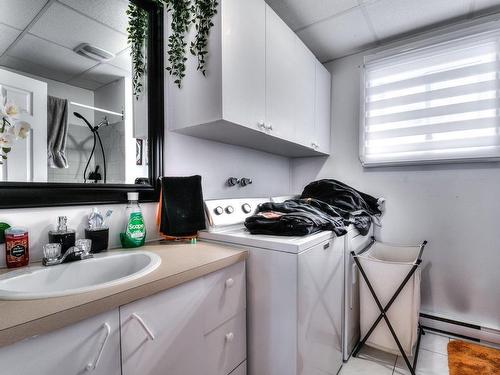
xmin=164 ymin=131 xmax=292 ymax=199
xmin=291 ymin=53 xmax=500 ymax=330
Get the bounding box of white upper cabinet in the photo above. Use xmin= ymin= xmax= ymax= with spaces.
xmin=314 ymin=61 xmax=332 ymax=154
xmin=265 ymin=5 xmax=297 ymax=141
xmin=167 ymin=0 xmax=331 ymax=157
xmin=293 ymin=37 xmax=317 ymax=149
xmin=222 ymin=0 xmax=266 ymax=130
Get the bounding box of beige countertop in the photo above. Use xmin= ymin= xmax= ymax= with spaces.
xmin=0 ymin=241 xmax=247 ymax=348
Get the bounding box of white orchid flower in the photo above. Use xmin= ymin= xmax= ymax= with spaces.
xmin=12 ymin=121 xmax=30 ymax=139
xmin=0 ymin=132 xmax=14 ymax=148
xmin=3 ymin=101 xmax=18 ymax=118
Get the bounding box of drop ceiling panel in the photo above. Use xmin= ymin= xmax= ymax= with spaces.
xmin=108 ymin=49 xmax=132 ymax=72
xmin=58 ymin=0 xmax=129 ymax=34
xmin=0 ymin=0 xmax=46 ymax=29
xmin=297 ymin=8 xmax=376 ymax=62
xmin=77 ymin=63 xmax=129 ymax=85
xmin=29 ymin=2 xmax=128 ymax=55
xmin=66 ymin=76 xmax=103 ymax=90
xmin=266 ymin=0 xmax=359 ymax=30
xmin=0 ymin=24 xmax=21 ymax=55
xmin=365 ymin=0 xmax=471 ymax=40
xmin=7 ymin=34 xmax=97 ymax=82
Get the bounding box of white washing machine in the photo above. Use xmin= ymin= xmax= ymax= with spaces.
xmin=200 ymin=197 xmax=369 ymax=375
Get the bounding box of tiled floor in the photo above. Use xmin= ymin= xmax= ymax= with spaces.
xmin=340 ymin=331 xmax=452 ymax=375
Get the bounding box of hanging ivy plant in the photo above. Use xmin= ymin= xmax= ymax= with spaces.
xmin=127 ymin=0 xmax=218 ymax=92
xmin=189 ymin=0 xmax=218 ymax=76
xmin=126 ymin=4 xmax=148 ymax=98
xmin=163 ymin=0 xmax=192 ymax=88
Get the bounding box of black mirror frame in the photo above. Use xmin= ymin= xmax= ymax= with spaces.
xmin=0 ymin=0 xmax=164 ymax=209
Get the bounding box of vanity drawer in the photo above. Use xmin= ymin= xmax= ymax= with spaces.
xmin=203 ymin=261 xmax=246 ymax=333
xmin=204 ymin=311 xmax=246 ymax=375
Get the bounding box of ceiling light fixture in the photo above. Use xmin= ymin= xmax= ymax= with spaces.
xmin=73 ymin=43 xmax=115 ymax=62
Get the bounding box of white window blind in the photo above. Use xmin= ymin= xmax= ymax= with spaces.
xmin=360 ymin=30 xmax=500 ymax=166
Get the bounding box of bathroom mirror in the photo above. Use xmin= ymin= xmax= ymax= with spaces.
xmin=0 ymin=0 xmax=163 ymax=208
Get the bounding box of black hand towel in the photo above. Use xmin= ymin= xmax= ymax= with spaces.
xmin=159 ymin=176 xmax=206 ymax=237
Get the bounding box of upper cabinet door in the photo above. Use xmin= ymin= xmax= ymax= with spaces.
xmin=222 ymin=0 xmax=266 ymax=130
xmin=315 ymin=62 xmax=332 ymax=154
xmin=294 ymin=39 xmax=316 ymax=149
xmin=265 ymin=5 xmax=297 ymax=141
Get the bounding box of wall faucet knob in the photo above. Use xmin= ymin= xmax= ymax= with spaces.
xmin=240 ymin=178 xmax=252 ymax=187
xmin=226 ymin=177 xmax=240 ymax=186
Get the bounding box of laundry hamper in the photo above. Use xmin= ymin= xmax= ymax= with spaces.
xmin=351 ymin=238 xmax=427 ymax=375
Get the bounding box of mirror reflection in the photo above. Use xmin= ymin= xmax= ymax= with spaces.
xmin=0 ymin=0 xmax=148 ymax=184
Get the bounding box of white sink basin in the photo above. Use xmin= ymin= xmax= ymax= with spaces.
xmin=0 ymin=251 xmax=161 ymax=300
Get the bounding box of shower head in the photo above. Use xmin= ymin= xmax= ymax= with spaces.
xmin=73 ymin=112 xmax=95 ymax=132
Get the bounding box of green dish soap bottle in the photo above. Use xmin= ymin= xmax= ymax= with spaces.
xmin=120 ymin=192 xmax=146 ymax=248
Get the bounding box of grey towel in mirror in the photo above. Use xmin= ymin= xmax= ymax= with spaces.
xmin=47 ymin=95 xmax=69 ymax=168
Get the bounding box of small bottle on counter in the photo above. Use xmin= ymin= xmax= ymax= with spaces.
xmin=48 ymin=216 xmax=76 ymax=254
xmin=5 ymin=228 xmax=29 ymax=268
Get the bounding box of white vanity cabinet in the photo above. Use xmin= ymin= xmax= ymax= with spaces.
xmin=167 ymin=0 xmax=331 ymax=158
xmin=0 ymin=310 xmax=120 ymax=375
xmin=120 ymin=261 xmax=246 ymax=375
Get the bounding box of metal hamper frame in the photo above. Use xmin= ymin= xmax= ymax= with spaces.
xmin=350 ymin=237 xmax=428 ymax=375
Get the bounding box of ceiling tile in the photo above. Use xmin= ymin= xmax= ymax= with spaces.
xmin=58 ymin=0 xmax=129 ymax=34
xmin=0 ymin=0 xmax=46 ymax=29
xmin=29 ymin=2 xmax=128 ymax=55
xmin=0 ymin=24 xmax=21 ymax=55
xmin=77 ymin=63 xmax=129 ymax=85
xmin=364 ymin=0 xmax=471 ymax=40
xmin=297 ymin=8 xmax=376 ymax=62
xmin=108 ymin=48 xmax=131 ymax=72
xmin=266 ymin=0 xmax=359 ymax=30
xmin=66 ymin=77 xmax=103 ymax=91
xmin=7 ymin=34 xmax=97 ymax=82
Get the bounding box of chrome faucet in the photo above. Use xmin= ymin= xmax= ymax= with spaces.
xmin=42 ymin=240 xmax=93 ymax=266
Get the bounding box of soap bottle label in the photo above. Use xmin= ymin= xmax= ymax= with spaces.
xmin=126 ymin=213 xmax=145 ymax=240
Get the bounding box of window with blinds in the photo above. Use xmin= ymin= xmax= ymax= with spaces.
xmin=360 ymin=30 xmax=500 ymax=166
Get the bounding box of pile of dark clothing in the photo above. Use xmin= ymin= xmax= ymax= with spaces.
xmin=244 ymin=179 xmax=382 ymax=237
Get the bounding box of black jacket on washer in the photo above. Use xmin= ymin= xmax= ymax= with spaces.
xmin=244 ymin=179 xmax=380 ymax=237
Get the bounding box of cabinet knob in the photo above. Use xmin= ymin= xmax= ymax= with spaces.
xmin=225 ymin=332 xmax=234 ymax=342
xmin=225 ymin=278 xmax=235 ymax=288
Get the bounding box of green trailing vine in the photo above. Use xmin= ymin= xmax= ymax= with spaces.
xmin=127 ymin=0 xmax=218 ymax=93
xmin=126 ymin=4 xmax=148 ymax=98
xmin=190 ymin=0 xmax=218 ymax=76
xmin=164 ymin=0 xmax=192 ymax=88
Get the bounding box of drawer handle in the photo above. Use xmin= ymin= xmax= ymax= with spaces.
xmin=225 ymin=332 xmax=234 ymax=342
xmin=129 ymin=313 xmax=155 ymax=341
xmin=85 ymin=323 xmax=111 ymax=372
xmin=225 ymin=278 xmax=235 ymax=288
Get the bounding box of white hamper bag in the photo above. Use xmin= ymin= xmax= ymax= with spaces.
xmin=358 ymin=241 xmax=422 ymax=356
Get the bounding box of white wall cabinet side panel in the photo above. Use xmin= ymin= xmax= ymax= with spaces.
xmin=0 ymin=310 xmax=121 ymax=375
xmin=294 ymin=38 xmax=316 ymax=149
xmin=315 ymin=62 xmax=331 ymax=154
xmin=222 ymin=0 xmax=265 ymax=130
xmin=265 ymin=5 xmax=297 ymax=142
xmin=120 ymin=277 xmax=207 ymax=375
xmin=298 ymin=239 xmax=343 ymax=375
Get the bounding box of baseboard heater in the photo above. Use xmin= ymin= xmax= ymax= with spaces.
xmin=420 ymin=312 xmax=500 ymax=345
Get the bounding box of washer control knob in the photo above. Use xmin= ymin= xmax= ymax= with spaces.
xmin=214 ymin=206 xmax=224 ymax=215
xmin=242 ymin=203 xmax=252 ymax=214
xmin=225 ymin=205 xmax=234 ymax=214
